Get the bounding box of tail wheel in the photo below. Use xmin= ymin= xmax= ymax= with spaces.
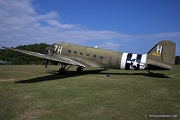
xmin=146 ymin=69 xmax=154 ymax=76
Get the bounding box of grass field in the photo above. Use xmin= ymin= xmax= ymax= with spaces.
xmin=0 ymin=65 xmax=179 ymax=120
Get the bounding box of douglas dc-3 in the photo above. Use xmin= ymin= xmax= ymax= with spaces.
xmin=4 ymin=40 xmax=176 ymax=75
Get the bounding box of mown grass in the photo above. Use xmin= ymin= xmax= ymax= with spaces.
xmin=0 ymin=65 xmax=179 ymax=120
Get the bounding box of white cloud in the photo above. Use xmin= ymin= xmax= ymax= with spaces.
xmin=0 ymin=0 xmax=125 ymax=47
xmin=46 ymin=20 xmax=79 ymax=29
xmin=138 ymin=32 xmax=180 ymax=39
xmin=37 ymin=11 xmax=59 ymax=21
xmin=0 ymin=0 xmax=179 ymax=49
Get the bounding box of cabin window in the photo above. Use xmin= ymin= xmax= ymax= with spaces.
xmin=93 ymin=55 xmax=96 ymax=58
xmin=74 ymin=51 xmax=77 ymax=54
xmin=68 ymin=50 xmax=71 ymax=53
xmin=100 ymin=56 xmax=103 ymax=59
xmin=86 ymin=53 xmax=90 ymax=56
xmin=80 ymin=52 xmax=83 ymax=55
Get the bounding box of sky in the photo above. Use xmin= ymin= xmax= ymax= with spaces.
xmin=0 ymin=0 xmax=180 ymax=55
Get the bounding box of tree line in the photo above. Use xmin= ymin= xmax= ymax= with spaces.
xmin=175 ymin=56 xmax=180 ymax=64
xmin=0 ymin=43 xmax=49 ymax=65
xmin=0 ymin=43 xmax=180 ymax=65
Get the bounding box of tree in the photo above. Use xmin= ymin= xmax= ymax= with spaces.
xmin=175 ymin=56 xmax=180 ymax=64
xmin=0 ymin=43 xmax=50 ymax=65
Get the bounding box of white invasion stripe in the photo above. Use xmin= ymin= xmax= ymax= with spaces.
xmin=120 ymin=53 xmax=128 ymax=69
xmin=139 ymin=54 xmax=147 ymax=70
xmin=141 ymin=54 xmax=147 ymax=64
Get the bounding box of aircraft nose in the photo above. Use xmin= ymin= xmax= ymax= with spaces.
xmin=45 ymin=46 xmax=49 ymax=51
xmin=44 ymin=46 xmax=52 ymax=54
xmin=45 ymin=46 xmax=53 ymax=53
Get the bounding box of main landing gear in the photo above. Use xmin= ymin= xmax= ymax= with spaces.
xmin=77 ymin=66 xmax=83 ymax=73
xmin=59 ymin=67 xmax=66 ymax=75
xmin=58 ymin=64 xmax=84 ymax=75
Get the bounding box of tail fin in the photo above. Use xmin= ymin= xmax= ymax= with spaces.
xmin=147 ymin=40 xmax=176 ymax=70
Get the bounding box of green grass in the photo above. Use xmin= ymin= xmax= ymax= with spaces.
xmin=0 ymin=65 xmax=180 ymax=120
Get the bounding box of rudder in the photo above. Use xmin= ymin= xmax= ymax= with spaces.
xmin=147 ymin=40 xmax=176 ymax=66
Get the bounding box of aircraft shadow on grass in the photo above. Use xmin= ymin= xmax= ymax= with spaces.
xmin=15 ymin=69 xmax=170 ymax=83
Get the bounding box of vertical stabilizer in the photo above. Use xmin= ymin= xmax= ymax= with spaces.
xmin=147 ymin=40 xmax=176 ymax=69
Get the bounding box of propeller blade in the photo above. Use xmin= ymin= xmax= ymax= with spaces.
xmin=45 ymin=59 xmax=48 ymax=68
xmin=51 ymin=51 xmax=55 ymax=56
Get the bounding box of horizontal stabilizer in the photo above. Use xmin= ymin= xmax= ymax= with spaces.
xmin=146 ymin=59 xmax=172 ymax=70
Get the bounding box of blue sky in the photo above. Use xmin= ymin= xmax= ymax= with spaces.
xmin=0 ymin=0 xmax=180 ymax=55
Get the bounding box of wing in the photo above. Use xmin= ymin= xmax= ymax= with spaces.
xmin=3 ymin=47 xmax=86 ymax=67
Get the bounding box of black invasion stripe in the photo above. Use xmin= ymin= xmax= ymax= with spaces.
xmin=125 ymin=53 xmax=132 ymax=70
xmin=127 ymin=53 xmax=132 ymax=61
xmin=136 ymin=54 xmax=142 ymax=61
xmin=135 ymin=54 xmax=142 ymax=70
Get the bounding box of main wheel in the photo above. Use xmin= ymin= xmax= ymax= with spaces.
xmin=59 ymin=68 xmax=66 ymax=75
xmin=77 ymin=66 xmax=83 ymax=73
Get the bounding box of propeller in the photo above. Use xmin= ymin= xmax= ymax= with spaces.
xmin=45 ymin=59 xmax=48 ymax=68
xmin=51 ymin=50 xmax=55 ymax=56
xmin=43 ymin=45 xmax=55 ymax=68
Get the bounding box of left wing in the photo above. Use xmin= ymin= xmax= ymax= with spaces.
xmin=3 ymin=47 xmax=86 ymax=67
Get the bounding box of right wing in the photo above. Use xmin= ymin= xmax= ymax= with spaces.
xmin=3 ymin=47 xmax=86 ymax=67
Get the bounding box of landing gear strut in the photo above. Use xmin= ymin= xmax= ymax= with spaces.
xmin=59 ymin=64 xmax=67 ymax=75
xmin=59 ymin=68 xmax=66 ymax=75
xmin=58 ymin=64 xmax=84 ymax=75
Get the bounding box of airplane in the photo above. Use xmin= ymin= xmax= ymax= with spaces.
xmin=3 ymin=40 xmax=176 ymax=75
